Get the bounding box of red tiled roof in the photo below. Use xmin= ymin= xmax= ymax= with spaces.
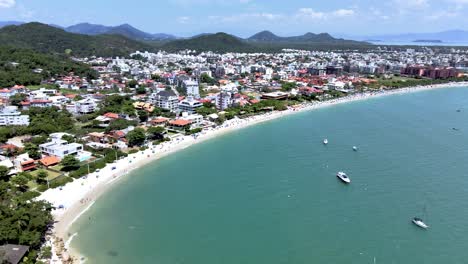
xmin=169 ymin=119 xmax=192 ymax=126
xmin=150 ymin=117 xmax=169 ymax=124
xmin=0 ymin=144 xmax=18 ymax=150
xmin=22 ymin=164 xmax=36 ymax=171
xmin=40 ymin=156 xmax=60 ymax=167
xmin=104 ymin=113 xmax=119 ymax=119
xmin=31 ymin=100 xmax=52 ymax=103
xmin=115 ymin=131 xmax=125 ymax=137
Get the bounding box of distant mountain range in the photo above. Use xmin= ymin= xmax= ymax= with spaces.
xmin=0 ymin=21 xmax=177 ymax=41
xmin=0 ymin=22 xmax=371 ymax=55
xmin=2 ymin=21 xmax=468 ymax=44
xmin=65 ymin=23 xmax=177 ymax=41
xmin=345 ymin=30 xmax=468 ymax=43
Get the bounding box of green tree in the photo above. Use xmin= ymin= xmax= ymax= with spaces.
xmin=11 ymin=175 xmax=29 ymax=192
xmin=24 ymin=143 xmax=41 ymax=160
xmin=152 ymin=74 xmax=163 ymax=82
xmin=200 ymin=73 xmax=215 ymax=85
xmin=126 ymin=128 xmax=146 ymax=147
xmin=136 ymin=87 xmax=147 ymax=94
xmin=138 ymin=110 xmax=149 ymax=122
xmin=281 ymin=82 xmax=297 ymax=91
xmin=61 ymin=134 xmax=75 ymax=143
xmin=37 ymin=170 xmax=48 ymax=184
xmin=0 ymin=165 xmax=9 ymax=181
xmin=128 ymin=80 xmax=138 ymax=88
xmin=10 ymin=93 xmax=28 ymax=107
xmin=61 ymin=155 xmax=80 ymax=171
xmin=147 ymin=126 xmax=165 ymax=140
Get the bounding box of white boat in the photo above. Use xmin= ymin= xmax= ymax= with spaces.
xmin=323 ymin=139 xmax=328 ymax=145
xmin=412 ymin=217 xmax=429 ymax=229
xmin=336 ymin=172 xmax=351 ymax=184
xmin=353 ymin=146 xmax=358 ymax=151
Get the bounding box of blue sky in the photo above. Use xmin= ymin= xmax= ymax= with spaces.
xmin=0 ymin=0 xmax=467 ymax=37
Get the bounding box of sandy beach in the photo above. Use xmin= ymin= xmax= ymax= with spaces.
xmin=37 ymin=81 xmax=468 ymax=263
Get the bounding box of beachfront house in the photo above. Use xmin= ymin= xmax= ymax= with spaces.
xmin=167 ymin=119 xmax=192 ymax=131
xmin=39 ymin=139 xmax=84 ymax=158
xmin=14 ymin=153 xmax=36 ymax=172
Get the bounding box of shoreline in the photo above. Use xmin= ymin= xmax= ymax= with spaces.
xmin=37 ymin=81 xmax=468 ymax=263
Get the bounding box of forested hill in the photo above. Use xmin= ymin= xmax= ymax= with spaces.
xmin=0 ymin=46 xmax=97 ymax=87
xmin=0 ymin=22 xmax=154 ymax=57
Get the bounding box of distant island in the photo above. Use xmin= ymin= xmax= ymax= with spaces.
xmin=413 ymin=40 xmax=443 ymax=43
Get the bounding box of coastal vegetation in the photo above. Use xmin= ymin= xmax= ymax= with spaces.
xmin=0 ymin=46 xmax=97 ymax=87
xmin=0 ymin=181 xmax=53 ymax=262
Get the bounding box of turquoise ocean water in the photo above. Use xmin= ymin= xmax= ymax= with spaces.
xmin=71 ymin=87 xmax=468 ymax=264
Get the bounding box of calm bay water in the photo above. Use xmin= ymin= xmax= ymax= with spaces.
xmin=71 ymin=87 xmax=468 ymax=264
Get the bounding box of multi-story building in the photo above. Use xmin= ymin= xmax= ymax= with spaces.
xmin=183 ymin=80 xmax=200 ymax=98
xmin=39 ymin=139 xmax=84 ymax=158
xmin=215 ymin=92 xmax=232 ymax=110
xmin=178 ymin=96 xmax=203 ymax=114
xmin=66 ymin=98 xmax=99 ymax=115
xmin=150 ymin=90 xmax=179 ymax=112
xmin=0 ymin=106 xmax=30 ymax=126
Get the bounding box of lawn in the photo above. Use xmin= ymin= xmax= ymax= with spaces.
xmin=30 ymin=169 xmax=62 ymax=181
xmin=49 ymin=164 xmax=64 ymax=171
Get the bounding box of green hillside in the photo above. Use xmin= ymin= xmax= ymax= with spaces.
xmin=0 ymin=46 xmax=97 ymax=87
xmin=0 ymin=22 xmax=154 ymax=57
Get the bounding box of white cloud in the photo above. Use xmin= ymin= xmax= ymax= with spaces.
xmin=177 ymin=16 xmax=190 ymax=24
xmin=426 ymin=10 xmax=459 ymax=20
xmin=296 ymin=8 xmax=355 ymax=20
xmin=210 ymin=12 xmax=283 ymax=23
xmin=393 ymin=0 xmax=428 ymax=9
xmin=296 ymin=8 xmax=326 ymax=19
xmin=333 ymin=9 xmax=355 ymax=17
xmin=0 ymin=0 xmax=15 ymax=8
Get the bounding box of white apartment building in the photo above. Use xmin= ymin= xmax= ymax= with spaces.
xmin=0 ymin=106 xmax=30 ymax=126
xmin=39 ymin=139 xmax=84 ymax=158
xmin=66 ymin=98 xmax=99 ymax=115
xmin=215 ymin=92 xmax=232 ymax=110
xmin=183 ymin=80 xmax=200 ymax=98
xmin=178 ymin=96 xmax=203 ymax=114
xmin=150 ymin=90 xmax=179 ymax=112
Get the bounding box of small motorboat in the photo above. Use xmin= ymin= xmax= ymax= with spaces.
xmin=323 ymin=139 xmax=328 ymax=145
xmin=336 ymin=172 xmax=351 ymax=184
xmin=412 ymin=217 xmax=429 ymax=229
xmin=353 ymin=146 xmax=358 ymax=151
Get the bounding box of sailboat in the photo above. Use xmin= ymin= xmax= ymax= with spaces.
xmin=323 ymin=139 xmax=328 ymax=145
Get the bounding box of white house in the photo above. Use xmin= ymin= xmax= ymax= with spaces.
xmin=180 ymin=113 xmax=204 ymax=127
xmin=0 ymin=106 xmax=30 ymax=126
xmin=39 ymin=139 xmax=84 ymax=158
